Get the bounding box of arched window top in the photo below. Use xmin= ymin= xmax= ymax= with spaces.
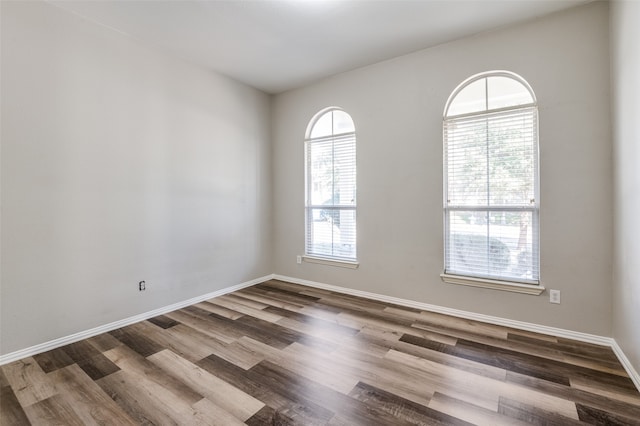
xmin=444 ymin=71 xmax=536 ymax=118
xmin=306 ymin=107 xmax=355 ymax=139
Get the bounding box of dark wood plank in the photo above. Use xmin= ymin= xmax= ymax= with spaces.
xmin=235 ymin=289 xmax=307 ymax=311
xmin=498 ymin=396 xmax=587 ymax=425
xmin=257 ymin=280 xmax=324 ymax=302
xmin=109 ymin=325 xmax=164 ymax=357
xmin=234 ymin=314 xmax=304 ymax=348
xmin=506 ymin=370 xmax=640 ymax=421
xmin=249 ymin=360 xmax=419 ymax=426
xmin=32 ymin=347 xmax=75 ymax=373
xmin=576 ymin=402 xmax=640 ymax=426
xmin=195 ymin=300 xmax=246 ymax=319
xmin=452 ymin=337 xmax=595 ymax=386
xmin=245 ymin=405 xmax=277 ymax=426
xmin=508 ymin=333 xmax=626 ymax=372
xmin=62 ymin=340 xmax=102 ymax=362
xmin=556 ymin=337 xmax=622 ymax=362
xmin=0 ymin=368 xmax=10 ymax=388
xmin=458 ymin=337 xmax=634 ymax=389
xmin=245 ymin=405 xmax=297 ymax=426
xmin=349 ymin=381 xmax=474 ymax=426
xmin=164 ymin=308 xmax=238 ymax=344
xmin=247 ymin=361 xmax=334 ymax=425
xmin=400 ymin=333 xmax=559 ymax=385
xmin=76 ymin=352 xmax=120 ymax=380
xmin=197 ymin=354 xmax=335 ymax=425
xmin=263 ymin=305 xmax=360 ymax=336
xmin=387 ymin=335 xmax=506 ymax=381
xmin=146 ymin=314 xmax=180 ymax=329
xmin=0 ymin=384 xmax=31 ymax=425
xmin=86 ymin=332 xmax=122 ymax=352
xmin=185 ymin=306 xmax=303 ymax=350
xmin=252 ymin=283 xmax=325 ymax=306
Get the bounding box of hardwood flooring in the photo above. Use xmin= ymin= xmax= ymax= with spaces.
xmin=2 ymin=279 xmax=639 ymax=425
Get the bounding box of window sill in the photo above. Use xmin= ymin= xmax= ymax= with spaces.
xmin=440 ymin=273 xmax=544 ymax=295
xmin=303 ymin=256 xmax=359 ymax=269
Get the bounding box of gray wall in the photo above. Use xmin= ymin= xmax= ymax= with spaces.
xmin=611 ymin=0 xmax=640 ymax=372
xmin=273 ymin=2 xmax=613 ymax=336
xmin=1 ymin=1 xmax=272 ymax=355
xmin=2 ymin=0 xmax=626 ymax=361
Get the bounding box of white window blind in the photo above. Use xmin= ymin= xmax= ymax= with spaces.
xmin=305 ymin=108 xmax=356 ymax=261
xmin=444 ymin=72 xmax=539 ymax=284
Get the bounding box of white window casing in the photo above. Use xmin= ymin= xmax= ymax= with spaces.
xmin=443 ymin=71 xmax=541 ymax=293
xmin=305 ymin=108 xmax=357 ymax=265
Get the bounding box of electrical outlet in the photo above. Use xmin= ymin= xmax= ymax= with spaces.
xmin=296 ymin=255 xmax=302 ymax=265
xmin=139 ymin=280 xmax=146 ymax=291
xmin=549 ymin=289 xmax=560 ymax=304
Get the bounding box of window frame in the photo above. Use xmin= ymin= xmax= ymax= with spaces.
xmin=304 ymin=107 xmax=358 ymax=268
xmin=441 ymin=71 xmax=543 ymax=294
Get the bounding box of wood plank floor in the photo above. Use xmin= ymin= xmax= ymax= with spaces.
xmin=2 ymin=279 xmax=639 ymax=425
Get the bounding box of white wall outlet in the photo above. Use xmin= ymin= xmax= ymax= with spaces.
xmin=296 ymin=255 xmax=302 ymax=264
xmin=549 ymin=289 xmax=561 ymax=304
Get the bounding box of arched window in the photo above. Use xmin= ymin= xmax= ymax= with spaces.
xmin=443 ymin=71 xmax=539 ymax=287
xmin=305 ymin=108 xmax=357 ymax=262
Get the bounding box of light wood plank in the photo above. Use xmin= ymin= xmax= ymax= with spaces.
xmin=429 ymin=392 xmax=530 ymax=426
xmin=166 ymin=323 xmax=264 ymax=370
xmin=0 ymin=383 xmax=31 ymax=425
xmin=192 ymin=301 xmax=245 ymax=319
xmin=207 ymin=297 xmax=284 ymax=323
xmin=570 ymin=375 xmax=640 ymax=406
xmin=23 ymin=394 xmax=86 ymax=426
xmin=49 ymin=364 xmax=136 ymax=425
xmin=387 ymin=349 xmax=581 ymax=419
xmin=148 ymin=349 xmax=264 ymax=421
xmin=235 ymin=290 xmax=306 ymax=311
xmin=103 ymin=345 xmax=203 ymax=406
xmin=2 ymin=357 xmax=57 ymax=407
xmin=163 ymin=309 xmax=238 ymax=344
xmin=191 ymin=398 xmax=247 ymax=426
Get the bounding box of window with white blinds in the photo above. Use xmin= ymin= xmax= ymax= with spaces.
xmin=305 ymin=108 xmax=357 ymax=261
xmin=443 ymin=71 xmax=539 ymax=285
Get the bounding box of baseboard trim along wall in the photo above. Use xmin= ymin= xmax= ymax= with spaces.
xmin=273 ymin=274 xmax=640 ymax=391
xmin=3 ymin=272 xmax=639 ymax=392
xmin=0 ymin=274 xmax=272 ymax=366
xmin=611 ymin=340 xmax=640 ymax=392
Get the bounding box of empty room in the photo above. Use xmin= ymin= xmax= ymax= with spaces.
xmin=1 ymin=0 xmax=639 ymax=424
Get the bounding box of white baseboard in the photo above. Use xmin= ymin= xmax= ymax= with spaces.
xmin=0 ymin=274 xmax=273 ymax=366
xmin=3 ymin=271 xmax=638 ymax=394
xmin=611 ymin=339 xmax=640 ymax=391
xmin=273 ymin=274 xmax=640 ymax=391
xmin=274 ymin=274 xmax=610 ymax=344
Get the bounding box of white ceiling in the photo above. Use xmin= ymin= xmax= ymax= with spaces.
xmin=49 ymin=0 xmax=591 ymax=94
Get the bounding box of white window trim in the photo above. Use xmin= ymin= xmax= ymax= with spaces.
xmin=440 ymin=273 xmax=545 ymax=295
xmin=304 ymin=107 xmax=358 ymax=263
xmin=443 ymin=71 xmax=541 ymax=292
xmin=302 ymin=255 xmax=359 ymax=269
